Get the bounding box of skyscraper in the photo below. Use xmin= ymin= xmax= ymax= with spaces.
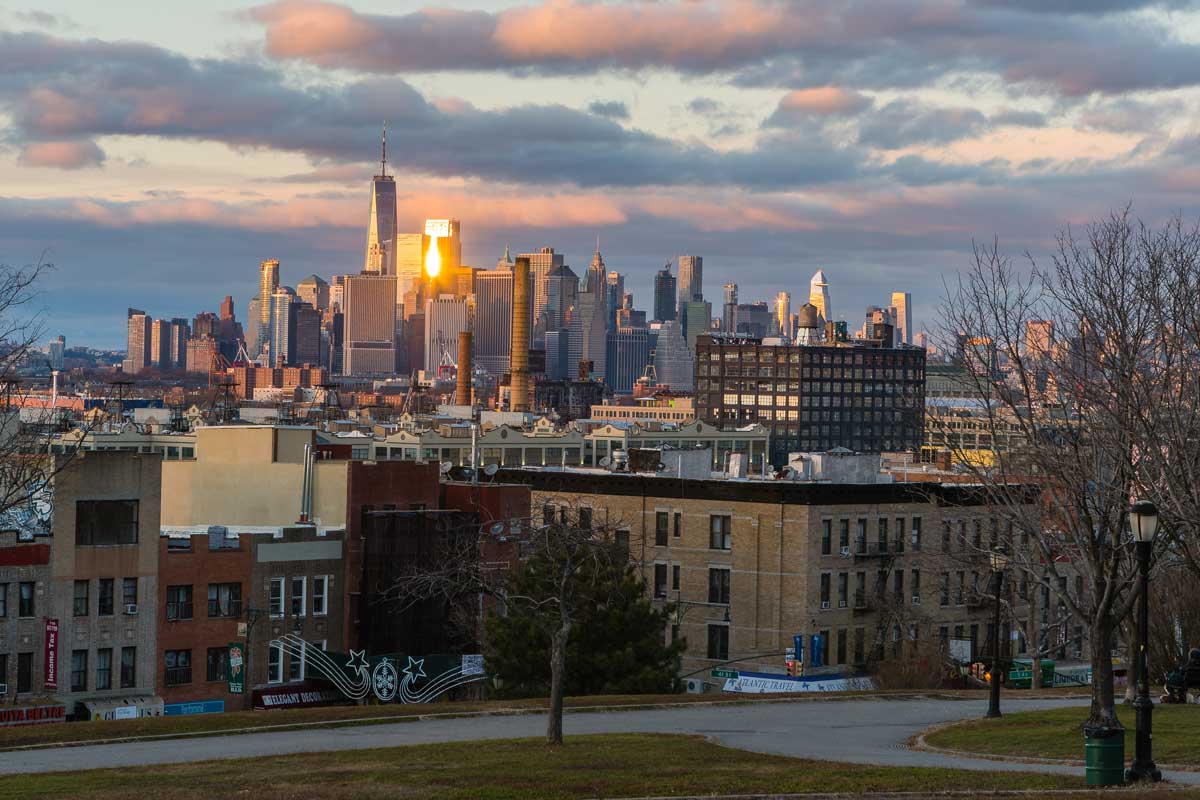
xmin=424 ymin=219 xmax=462 ymax=296
xmin=473 ymin=268 xmax=514 ymax=378
xmin=268 ymin=286 xmax=297 ymax=366
xmin=521 ymin=247 xmax=565 ymax=342
xmin=568 ymin=290 xmax=606 ymax=381
xmin=653 ymin=264 xmax=677 ymax=322
xmin=394 ymin=233 xmax=426 ymax=312
xmin=124 ymin=309 xmax=151 ymax=374
xmin=890 ymin=291 xmax=912 ymax=345
xmin=365 ymin=128 xmax=397 ymax=276
xmin=257 ymin=259 xmax=280 ymax=359
xmin=424 ymin=295 xmax=470 ymax=376
xmin=342 ymin=273 xmax=397 ymax=375
xmin=775 ymin=291 xmax=792 ymax=339
xmin=677 ymin=255 xmax=703 ymax=309
xmin=586 ymin=246 xmax=606 ymax=294
xmin=150 ymin=319 xmax=171 ymax=369
xmin=169 ymin=318 xmax=189 ymax=369
xmin=297 ymin=275 xmax=330 ymax=311
xmin=1024 ymin=319 xmax=1054 ymax=361
xmin=653 ymin=320 xmax=693 ymax=390
xmin=682 ymin=299 xmax=712 ymax=352
xmin=809 ymin=269 xmax=831 ymax=323
xmin=48 ymin=335 xmax=65 ymax=371
xmin=723 ymin=283 xmax=738 ymax=332
xmin=606 ymin=327 xmax=650 ymax=394
xmin=605 ymin=271 xmax=625 ymax=332
xmin=544 ymin=263 xmax=579 ymax=333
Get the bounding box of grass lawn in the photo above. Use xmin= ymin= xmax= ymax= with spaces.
xmin=0 ymin=733 xmax=1095 ymax=800
xmin=0 ymin=686 xmax=1087 ymax=751
xmin=925 ymin=704 xmax=1200 ymax=765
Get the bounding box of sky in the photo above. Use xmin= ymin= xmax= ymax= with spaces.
xmin=4 ymin=0 xmax=1200 ymax=349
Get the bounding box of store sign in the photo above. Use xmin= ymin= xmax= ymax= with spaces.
xmin=253 ymin=686 xmax=343 ymax=710
xmin=43 ymin=618 xmax=59 ymax=690
xmin=0 ymin=704 xmax=66 ymax=727
xmin=164 ymin=700 xmax=225 ymax=716
xmin=227 ymin=642 xmax=246 ymax=694
xmin=721 ymin=671 xmax=876 ymax=694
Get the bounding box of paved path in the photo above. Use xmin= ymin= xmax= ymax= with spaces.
xmin=1 ymin=695 xmax=1196 ymax=784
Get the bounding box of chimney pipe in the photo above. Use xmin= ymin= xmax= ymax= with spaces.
xmin=299 ymin=442 xmax=311 ymax=523
xmin=510 ymin=257 xmax=531 ymax=412
xmin=456 ymin=331 xmax=472 ymax=406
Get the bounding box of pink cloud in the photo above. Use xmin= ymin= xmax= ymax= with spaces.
xmin=19 ymin=139 xmax=105 ymax=169
xmin=776 ymin=87 xmax=872 ymax=116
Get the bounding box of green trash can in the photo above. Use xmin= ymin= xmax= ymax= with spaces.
xmin=1084 ymin=726 xmax=1125 ymax=786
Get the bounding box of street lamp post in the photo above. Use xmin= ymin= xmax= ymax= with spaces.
xmin=986 ymin=547 xmax=1009 ymax=719
xmin=1126 ymin=500 xmax=1162 ymax=783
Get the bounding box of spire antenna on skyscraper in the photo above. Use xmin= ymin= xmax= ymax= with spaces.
xmin=381 ymin=121 xmax=388 ymax=177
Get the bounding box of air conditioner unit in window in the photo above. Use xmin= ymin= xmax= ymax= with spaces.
xmin=912 ymin=596 xmax=921 ymax=605
xmin=820 ymin=601 xmax=830 ymax=609
xmin=838 ymin=600 xmax=847 ymax=608
xmin=685 ymin=677 xmax=705 ymax=694
xmin=840 ymin=547 xmax=850 ymax=557
xmin=0 ymin=683 xmax=7 ymax=697
xmin=124 ymin=604 xmax=138 ymax=615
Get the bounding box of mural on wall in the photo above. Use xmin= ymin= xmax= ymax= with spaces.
xmin=272 ymin=634 xmax=486 ymax=704
xmin=0 ymin=484 xmax=53 ymax=540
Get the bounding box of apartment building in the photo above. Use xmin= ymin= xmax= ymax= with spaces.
xmin=496 ymin=468 xmax=1014 ymax=677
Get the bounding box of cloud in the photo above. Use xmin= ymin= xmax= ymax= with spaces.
xmin=13 ymin=10 xmax=78 ymax=30
xmin=856 ymin=100 xmax=989 ymax=150
xmin=587 ymin=100 xmax=629 ymax=120
xmin=0 ymin=30 xmax=868 ymax=190
xmin=18 ymin=139 xmax=105 ymax=169
xmin=688 ymin=98 xmax=721 ymax=115
xmin=777 ymin=87 xmax=873 ymax=116
xmin=247 ymin=0 xmax=1200 ymax=98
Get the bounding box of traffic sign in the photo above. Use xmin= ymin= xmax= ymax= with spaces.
xmin=711 ymin=669 xmax=739 ymax=679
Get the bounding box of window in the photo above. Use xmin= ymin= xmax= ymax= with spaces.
xmin=912 ymin=569 xmax=921 ymax=603
xmin=893 ymin=570 xmax=904 ymax=604
xmin=18 ymin=582 xmax=34 ymax=617
xmin=206 ymin=647 xmax=228 ymax=682
xmin=75 ymin=500 xmax=139 ymax=545
xmin=98 ymin=578 xmax=114 ymax=616
xmin=17 ymin=652 xmax=32 ymax=693
xmin=123 ymin=578 xmax=137 ymax=607
xmin=578 ymin=507 xmax=592 ymax=530
xmin=166 ymin=585 xmax=193 ymax=620
xmin=208 ymin=583 xmax=242 ymax=618
xmin=820 ymin=519 xmax=832 ymax=555
xmin=819 ymin=573 xmax=831 ymax=606
xmin=956 ymin=571 xmax=966 ymax=605
xmin=836 ymin=628 xmax=847 ymax=665
xmin=0 ymin=583 xmax=6 ymax=617
xmin=291 ymin=577 xmax=306 ymax=617
xmin=877 ymin=518 xmax=888 ymax=552
xmin=655 ymin=512 xmax=668 ymax=546
xmin=671 ymin=564 xmax=680 ymax=591
xmin=208 ymin=527 xmax=239 ymax=550
xmin=165 ymin=649 xmax=192 ymax=686
xmin=73 ymin=580 xmax=89 ymax=616
xmin=838 ymin=519 xmax=850 ymax=551
xmin=96 ymin=648 xmax=112 ymax=691
xmin=673 ymin=511 xmax=682 ymax=538
xmin=542 ymin=504 xmax=553 ymax=526
xmin=616 ymin=529 xmax=630 ymax=558
xmin=269 ymin=577 xmax=285 ymax=617
xmin=942 ymin=520 xmax=951 ymax=551
xmin=709 ymin=515 xmax=732 ymax=550
xmin=837 ymin=573 xmax=848 ymax=607
xmin=288 ymin=647 xmax=305 ymax=682
xmin=71 ymin=650 xmax=88 ymax=691
xmin=911 ymin=517 xmax=922 ymax=550
xmin=853 ymin=628 xmax=865 ymax=665
xmin=708 ymin=568 xmax=731 ymax=604
xmin=121 ymin=647 xmax=137 ymax=689
xmin=940 ymin=572 xmax=950 ymax=606
xmin=267 ymin=643 xmax=283 ymax=683
xmin=312 ymin=575 xmax=329 ymax=616
xmin=167 ymin=537 xmax=192 ymax=553
xmin=654 ymin=563 xmax=668 ymax=598
xmin=706 ymin=624 xmax=729 ymax=660
xmin=856 ymin=519 xmax=868 ymax=553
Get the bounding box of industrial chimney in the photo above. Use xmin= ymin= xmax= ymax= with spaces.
xmin=456 ymin=330 xmax=472 ymax=406
xmin=510 ymin=257 xmax=531 ymax=412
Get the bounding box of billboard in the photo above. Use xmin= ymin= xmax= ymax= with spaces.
xmin=43 ymin=618 xmax=59 ymax=690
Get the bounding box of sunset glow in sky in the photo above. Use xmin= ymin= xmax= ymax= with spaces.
xmin=4 ymin=0 xmax=1200 ymax=347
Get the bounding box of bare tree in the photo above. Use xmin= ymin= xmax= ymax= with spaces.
xmin=381 ymin=499 xmax=627 ymax=745
xmin=935 ymin=209 xmax=1183 ymax=733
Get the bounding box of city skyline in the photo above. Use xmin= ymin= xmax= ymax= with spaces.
xmin=6 ymin=1 xmax=1200 ymax=347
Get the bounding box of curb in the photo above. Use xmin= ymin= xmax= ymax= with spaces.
xmin=910 ymin=720 xmax=1200 ymax=774
xmin=0 ymin=690 xmax=1089 ymax=754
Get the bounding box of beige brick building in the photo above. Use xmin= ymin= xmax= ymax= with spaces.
xmin=496 ymin=468 xmax=1012 ymax=678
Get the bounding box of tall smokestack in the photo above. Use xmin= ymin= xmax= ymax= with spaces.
xmin=456 ymin=330 xmax=472 ymax=406
xmin=510 ymin=257 xmax=531 ymax=412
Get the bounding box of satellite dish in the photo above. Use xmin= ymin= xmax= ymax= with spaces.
xmin=599 ymin=456 xmax=611 ymax=468
xmin=489 ymin=521 xmax=506 ymax=535
xmin=484 ymin=463 xmax=499 ymax=477
xmin=439 ymin=461 xmax=453 ymax=475
xmin=656 ymin=463 xmax=667 ymax=471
